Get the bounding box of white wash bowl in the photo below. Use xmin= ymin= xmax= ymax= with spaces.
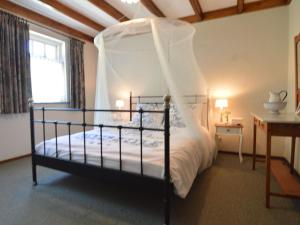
xmin=264 ymin=102 xmax=287 ymax=114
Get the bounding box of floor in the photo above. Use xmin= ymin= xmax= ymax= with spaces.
xmin=0 ymin=154 xmax=299 ymax=225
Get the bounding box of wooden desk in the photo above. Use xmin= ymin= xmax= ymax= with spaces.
xmin=252 ymin=112 xmax=300 ymax=208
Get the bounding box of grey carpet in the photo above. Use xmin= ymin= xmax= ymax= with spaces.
xmin=0 ymin=154 xmax=299 ymax=225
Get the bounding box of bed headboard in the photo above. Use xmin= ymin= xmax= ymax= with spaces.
xmin=129 ymin=92 xmax=210 ymax=130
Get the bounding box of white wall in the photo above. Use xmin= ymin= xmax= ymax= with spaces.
xmin=96 ymin=7 xmax=289 ymax=157
xmin=193 ymin=7 xmax=289 ymax=156
xmin=285 ymin=0 xmax=300 ymax=173
xmin=0 ymin=42 xmax=98 ymax=161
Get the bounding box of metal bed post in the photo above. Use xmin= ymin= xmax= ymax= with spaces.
xmin=130 ymin=91 xmax=132 ymax=121
xmin=42 ymin=107 xmax=46 ymax=155
xmin=28 ymin=98 xmax=37 ymax=185
xmin=118 ymin=125 xmax=122 ymax=171
xmin=163 ymin=95 xmax=171 ymax=225
xmin=83 ymin=108 xmax=87 ymax=164
xmin=99 ymin=124 xmax=103 ymax=167
xmin=68 ymin=122 xmax=72 ymax=160
xmin=54 ymin=121 xmax=58 ymax=158
xmin=139 ymin=108 xmax=144 ymax=176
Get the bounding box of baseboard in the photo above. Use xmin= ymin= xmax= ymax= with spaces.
xmin=0 ymin=154 xmax=31 ymax=164
xmin=218 ymin=150 xmax=282 ymax=159
xmin=218 ymin=150 xmax=266 ymax=158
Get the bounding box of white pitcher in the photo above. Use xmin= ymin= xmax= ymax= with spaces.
xmin=269 ymin=90 xmax=287 ymax=103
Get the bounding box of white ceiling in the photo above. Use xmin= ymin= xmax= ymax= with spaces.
xmin=8 ymin=0 xmax=265 ymax=38
xmin=108 ymin=0 xmax=153 ymax=19
xmin=201 ymin=0 xmax=237 ymax=12
xmin=10 ymin=0 xmax=99 ymax=36
xmin=58 ymin=0 xmax=119 ymax=27
xmin=154 ymin=0 xmax=194 ymax=18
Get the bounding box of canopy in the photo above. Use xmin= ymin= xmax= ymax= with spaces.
xmin=93 ymin=18 xmax=214 ymax=170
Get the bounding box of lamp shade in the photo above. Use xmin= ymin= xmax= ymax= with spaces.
xmin=115 ymin=99 xmax=125 ymax=109
xmin=215 ymin=99 xmax=228 ymax=109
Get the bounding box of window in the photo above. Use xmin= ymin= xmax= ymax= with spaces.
xmin=29 ymin=31 xmax=68 ymax=103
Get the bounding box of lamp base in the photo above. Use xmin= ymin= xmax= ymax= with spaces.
xmin=220 ymin=111 xmax=230 ymax=123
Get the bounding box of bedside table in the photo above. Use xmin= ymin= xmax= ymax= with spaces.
xmin=215 ymin=123 xmax=243 ymax=162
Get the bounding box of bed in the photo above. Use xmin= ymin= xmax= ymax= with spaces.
xmin=29 ymin=93 xmax=214 ymax=225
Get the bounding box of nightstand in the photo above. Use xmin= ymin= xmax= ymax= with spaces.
xmin=215 ymin=123 xmax=243 ymax=162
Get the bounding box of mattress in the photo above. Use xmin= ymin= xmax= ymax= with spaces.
xmin=35 ymin=124 xmax=214 ymax=198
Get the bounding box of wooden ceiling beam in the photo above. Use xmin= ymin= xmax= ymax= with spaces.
xmin=0 ymin=0 xmax=93 ymax=42
xmin=244 ymin=0 xmax=290 ymax=12
xmin=181 ymin=0 xmax=292 ymax=23
xmin=40 ymin=0 xmax=105 ymax=31
xmin=140 ymin=0 xmax=165 ymax=17
xmin=204 ymin=6 xmax=237 ymax=21
xmin=237 ymin=0 xmax=244 ymax=13
xmin=180 ymin=6 xmax=236 ymax=23
xmin=88 ymin=0 xmax=128 ymax=22
xmin=189 ymin=0 xmax=203 ymax=21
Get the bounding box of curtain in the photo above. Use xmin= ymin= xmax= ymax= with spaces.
xmin=69 ymin=38 xmax=85 ymax=108
xmin=0 ymin=11 xmax=32 ymax=114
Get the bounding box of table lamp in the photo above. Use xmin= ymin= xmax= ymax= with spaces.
xmin=115 ymin=99 xmax=125 ymax=121
xmin=215 ymin=98 xmax=229 ymax=123
xmin=115 ymin=99 xmax=125 ymax=110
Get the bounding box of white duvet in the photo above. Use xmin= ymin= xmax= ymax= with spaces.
xmin=35 ymin=125 xmax=215 ymax=198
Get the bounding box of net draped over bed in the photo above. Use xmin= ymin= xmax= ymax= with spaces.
xmin=93 ymin=18 xmax=215 ymax=174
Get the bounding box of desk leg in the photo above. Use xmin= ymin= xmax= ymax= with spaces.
xmin=266 ymin=132 xmax=271 ymax=208
xmin=252 ymin=121 xmax=257 ymax=170
xmin=239 ymin=134 xmax=243 ymax=163
xmin=290 ymin=136 xmax=296 ymax=174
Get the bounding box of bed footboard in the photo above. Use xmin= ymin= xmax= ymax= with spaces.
xmin=28 ymin=96 xmax=172 ymax=225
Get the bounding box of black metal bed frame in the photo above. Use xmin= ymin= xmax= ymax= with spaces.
xmin=29 ymin=93 xmax=208 ymax=225
xmin=29 ymin=95 xmax=172 ymax=225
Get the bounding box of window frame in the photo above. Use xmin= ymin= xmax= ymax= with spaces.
xmin=29 ymin=25 xmax=70 ymax=105
xmin=30 ymin=35 xmax=61 ymax=62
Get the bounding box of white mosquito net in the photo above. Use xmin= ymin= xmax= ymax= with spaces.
xmin=94 ymin=18 xmax=215 ymax=170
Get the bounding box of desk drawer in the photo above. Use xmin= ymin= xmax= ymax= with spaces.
xmin=269 ymin=123 xmax=300 ymax=136
xmin=216 ymin=127 xmax=241 ymax=135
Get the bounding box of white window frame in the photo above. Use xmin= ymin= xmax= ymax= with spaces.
xmin=29 ymin=24 xmax=70 ymax=104
xmin=30 ymin=33 xmax=62 ymax=62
